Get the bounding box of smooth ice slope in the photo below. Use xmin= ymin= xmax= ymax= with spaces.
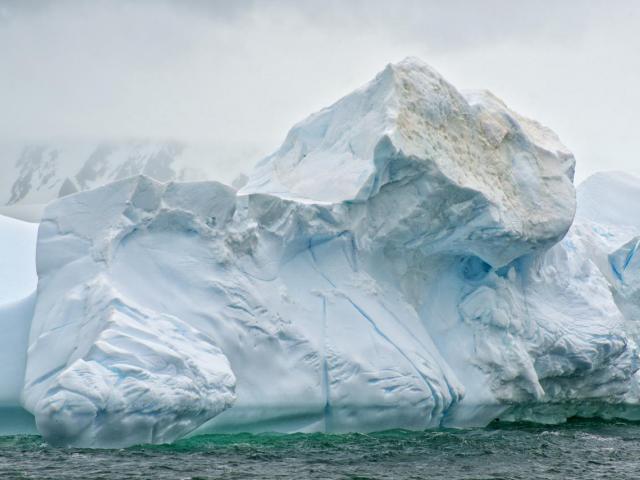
xmin=20 ymin=58 xmax=640 ymax=447
xmin=0 ymin=214 xmax=38 ymax=431
xmin=0 ymin=215 xmax=38 ymax=304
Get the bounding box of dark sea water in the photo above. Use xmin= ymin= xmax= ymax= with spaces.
xmin=1 ymin=419 xmax=640 ymax=479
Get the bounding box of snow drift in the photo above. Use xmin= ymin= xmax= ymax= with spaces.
xmin=15 ymin=58 xmax=640 ymax=447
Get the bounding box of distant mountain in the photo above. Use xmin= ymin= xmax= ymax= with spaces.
xmin=0 ymin=139 xmax=259 ymax=220
xmin=577 ymin=171 xmax=640 ymax=231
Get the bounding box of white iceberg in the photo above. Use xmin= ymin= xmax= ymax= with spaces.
xmin=12 ymin=58 xmax=640 ymax=447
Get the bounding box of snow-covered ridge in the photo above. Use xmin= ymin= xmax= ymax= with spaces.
xmin=10 ymin=57 xmax=640 ymax=447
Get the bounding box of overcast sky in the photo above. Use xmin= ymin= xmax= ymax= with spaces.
xmin=1 ymin=0 xmax=638 ymax=181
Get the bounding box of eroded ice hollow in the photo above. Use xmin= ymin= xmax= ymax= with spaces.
xmin=15 ymin=57 xmax=640 ymax=447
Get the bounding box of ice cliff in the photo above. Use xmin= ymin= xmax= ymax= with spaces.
xmin=12 ymin=58 xmax=640 ymax=447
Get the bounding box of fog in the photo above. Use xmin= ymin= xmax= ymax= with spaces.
xmin=1 ymin=0 xmax=639 ymax=181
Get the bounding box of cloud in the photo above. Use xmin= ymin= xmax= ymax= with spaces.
xmin=0 ymin=0 xmax=638 ymax=180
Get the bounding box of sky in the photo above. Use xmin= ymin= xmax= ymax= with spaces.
xmin=1 ymin=0 xmax=639 ymax=182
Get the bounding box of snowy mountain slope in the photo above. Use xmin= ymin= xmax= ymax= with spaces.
xmin=15 ymin=58 xmax=640 ymax=447
xmin=0 ymin=139 xmax=257 ymax=221
xmin=577 ymin=171 xmax=640 ymax=231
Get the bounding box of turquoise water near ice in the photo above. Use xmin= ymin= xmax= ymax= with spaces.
xmin=1 ymin=419 xmax=639 ymax=479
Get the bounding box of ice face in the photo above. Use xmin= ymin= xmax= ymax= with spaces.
xmin=17 ymin=58 xmax=640 ymax=447
xmin=22 ymin=176 xmax=464 ymax=446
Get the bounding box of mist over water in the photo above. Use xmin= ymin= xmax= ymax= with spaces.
xmin=2 ymin=419 xmax=640 ymax=479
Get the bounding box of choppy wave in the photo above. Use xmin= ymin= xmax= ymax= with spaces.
xmin=1 ymin=419 xmax=640 ymax=479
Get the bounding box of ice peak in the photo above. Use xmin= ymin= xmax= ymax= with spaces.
xmin=243 ymin=56 xmax=576 ymax=265
xmin=372 ymin=57 xmax=460 ymax=115
xmin=241 ymin=57 xmax=467 ymax=202
xmin=379 ymin=56 xmax=438 ymax=79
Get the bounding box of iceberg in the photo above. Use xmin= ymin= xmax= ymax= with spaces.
xmin=0 ymin=215 xmax=38 ymax=434
xmin=12 ymin=58 xmax=640 ymax=447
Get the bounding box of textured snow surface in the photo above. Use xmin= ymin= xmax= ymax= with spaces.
xmin=16 ymin=58 xmax=640 ymax=447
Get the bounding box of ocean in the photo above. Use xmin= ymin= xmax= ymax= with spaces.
xmin=1 ymin=418 xmax=639 ymax=479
